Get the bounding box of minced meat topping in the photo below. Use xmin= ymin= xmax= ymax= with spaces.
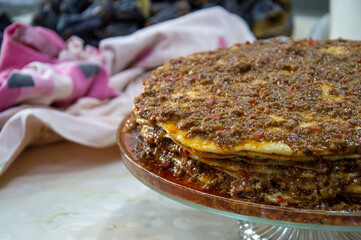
xmin=134 ymin=38 xmax=361 ymax=155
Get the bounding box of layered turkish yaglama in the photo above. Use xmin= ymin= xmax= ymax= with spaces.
xmin=132 ymin=38 xmax=361 ymax=210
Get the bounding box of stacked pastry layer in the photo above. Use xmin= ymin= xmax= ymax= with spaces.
xmin=133 ymin=38 xmax=361 ymax=210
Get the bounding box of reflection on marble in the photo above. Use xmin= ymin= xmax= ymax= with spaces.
xmin=0 ymin=141 xmax=238 ymax=240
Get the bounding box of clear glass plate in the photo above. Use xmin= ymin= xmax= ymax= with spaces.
xmin=117 ymin=113 xmax=361 ymax=235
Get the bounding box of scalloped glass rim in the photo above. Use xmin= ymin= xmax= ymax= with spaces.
xmin=117 ymin=112 xmax=361 ymax=232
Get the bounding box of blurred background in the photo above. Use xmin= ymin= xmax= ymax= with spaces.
xmin=0 ymin=0 xmax=332 ymax=48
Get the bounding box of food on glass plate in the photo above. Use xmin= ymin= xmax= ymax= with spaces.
xmin=131 ymin=38 xmax=361 ymax=211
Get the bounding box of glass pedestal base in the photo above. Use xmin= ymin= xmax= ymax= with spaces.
xmin=238 ymin=220 xmax=361 ymax=240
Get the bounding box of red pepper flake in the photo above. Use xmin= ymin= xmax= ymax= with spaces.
xmin=252 ymin=131 xmax=264 ymax=140
xmin=308 ymin=126 xmax=323 ymax=133
xmin=346 ymin=92 xmax=358 ymax=97
xmin=290 ymin=102 xmax=295 ymax=108
xmin=235 ymin=58 xmax=240 ymax=62
xmin=260 ymin=107 xmax=265 ymax=111
xmin=249 ymin=97 xmax=258 ymax=104
xmin=218 ymin=126 xmax=228 ymax=131
xmin=164 ymin=76 xmax=170 ymax=82
xmin=308 ymin=39 xmax=314 ymax=45
xmin=216 ymin=87 xmax=223 ymax=94
xmin=175 ymin=77 xmax=183 ymax=81
xmin=212 ymin=114 xmax=221 ymax=120
xmin=277 ymin=195 xmax=286 ymax=203
xmin=183 ymin=149 xmax=190 ymax=157
xmin=204 ymin=96 xmax=216 ymax=108
xmin=135 ymin=104 xmax=142 ymax=111
xmin=289 ymin=89 xmax=300 ymax=93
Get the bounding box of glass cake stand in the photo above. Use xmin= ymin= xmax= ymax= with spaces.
xmin=117 ymin=113 xmax=361 ymax=240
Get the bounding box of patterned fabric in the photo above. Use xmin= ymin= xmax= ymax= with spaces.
xmin=0 ymin=23 xmax=118 ymax=111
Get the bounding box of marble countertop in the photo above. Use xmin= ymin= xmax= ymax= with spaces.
xmin=0 ymin=141 xmax=239 ymax=240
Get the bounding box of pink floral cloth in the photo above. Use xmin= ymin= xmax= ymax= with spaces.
xmin=0 ymin=23 xmax=118 ymax=111
xmin=0 ymin=7 xmax=255 ymax=175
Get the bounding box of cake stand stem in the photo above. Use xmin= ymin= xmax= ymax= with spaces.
xmin=238 ymin=220 xmax=361 ymax=240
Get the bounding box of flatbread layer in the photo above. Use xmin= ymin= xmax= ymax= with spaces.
xmin=133 ymin=123 xmax=361 ymax=209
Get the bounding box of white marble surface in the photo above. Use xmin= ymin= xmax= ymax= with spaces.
xmin=0 ymin=141 xmax=238 ymax=240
